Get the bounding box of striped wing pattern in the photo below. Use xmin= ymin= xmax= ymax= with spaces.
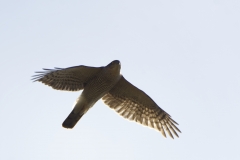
xmin=102 ymin=76 xmax=181 ymax=138
xmin=32 ymin=65 xmax=102 ymax=91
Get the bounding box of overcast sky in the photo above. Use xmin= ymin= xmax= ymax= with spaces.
xmin=1 ymin=0 xmax=240 ymax=160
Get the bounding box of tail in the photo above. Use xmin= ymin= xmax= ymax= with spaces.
xmin=62 ymin=109 xmax=84 ymax=128
xmin=62 ymin=94 xmax=92 ymax=128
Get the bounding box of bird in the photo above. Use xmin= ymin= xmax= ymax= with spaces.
xmin=32 ymin=60 xmax=181 ymax=138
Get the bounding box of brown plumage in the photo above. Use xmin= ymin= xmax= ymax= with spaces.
xmin=32 ymin=60 xmax=181 ymax=138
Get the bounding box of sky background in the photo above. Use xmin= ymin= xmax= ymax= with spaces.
xmin=1 ymin=0 xmax=240 ymax=159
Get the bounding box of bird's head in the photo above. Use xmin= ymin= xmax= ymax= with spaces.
xmin=106 ymin=60 xmax=121 ymax=75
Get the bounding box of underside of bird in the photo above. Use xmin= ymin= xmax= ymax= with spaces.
xmin=32 ymin=60 xmax=181 ymax=139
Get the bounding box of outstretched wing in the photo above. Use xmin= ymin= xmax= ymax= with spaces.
xmin=32 ymin=65 xmax=102 ymax=91
xmin=102 ymin=76 xmax=181 ymax=139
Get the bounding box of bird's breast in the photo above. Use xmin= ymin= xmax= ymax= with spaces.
xmin=81 ymin=72 xmax=121 ymax=104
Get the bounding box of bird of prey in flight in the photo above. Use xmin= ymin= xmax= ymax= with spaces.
xmin=32 ymin=60 xmax=181 ymax=138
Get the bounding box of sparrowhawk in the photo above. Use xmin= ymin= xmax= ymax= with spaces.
xmin=32 ymin=60 xmax=181 ymax=138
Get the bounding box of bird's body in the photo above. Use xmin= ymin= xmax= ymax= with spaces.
xmin=32 ymin=60 xmax=181 ymax=138
xmin=62 ymin=61 xmax=121 ymax=128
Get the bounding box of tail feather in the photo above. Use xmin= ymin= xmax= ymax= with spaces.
xmin=62 ymin=110 xmax=84 ymax=128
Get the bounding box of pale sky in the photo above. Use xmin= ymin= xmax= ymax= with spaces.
xmin=1 ymin=0 xmax=240 ymax=160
